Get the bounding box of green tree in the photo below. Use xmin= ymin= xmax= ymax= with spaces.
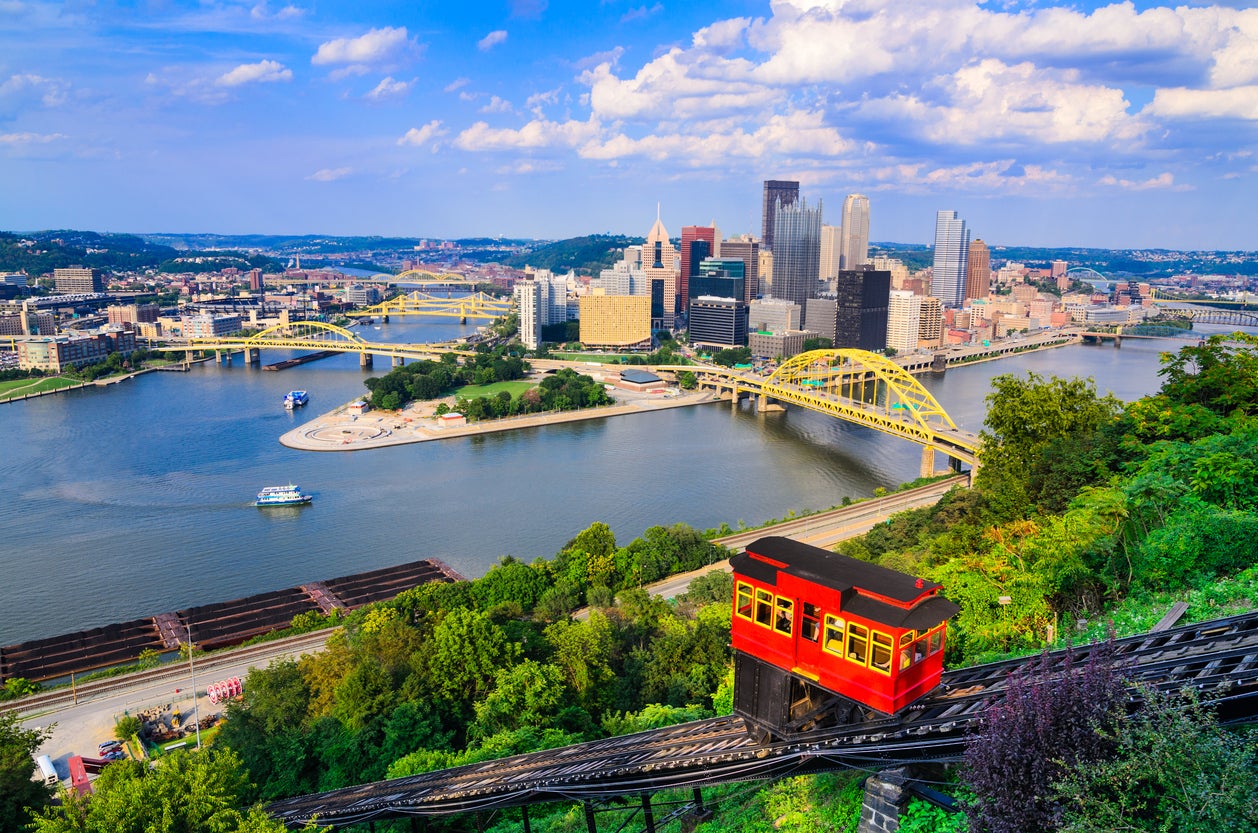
xmin=976 ymin=372 xmax=1121 ymax=521
xmin=114 ymin=715 xmax=142 ymax=743
xmin=427 ymin=608 xmax=519 ymax=701
xmin=30 ymin=748 xmax=303 ymax=833
xmin=470 ymin=660 xmax=567 ymax=740
xmin=0 ymin=712 xmax=52 ymax=833
xmin=1055 ymin=688 xmax=1258 ymax=833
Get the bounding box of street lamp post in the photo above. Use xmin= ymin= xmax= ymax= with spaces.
xmin=185 ymin=623 xmax=202 ymax=749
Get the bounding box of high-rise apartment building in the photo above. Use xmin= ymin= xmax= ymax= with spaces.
xmin=930 ymin=210 xmax=970 ymax=308
xmin=679 ymin=224 xmax=719 ymax=313
xmin=514 ymin=278 xmax=544 ymax=349
xmin=918 ymin=297 xmax=943 ymax=347
xmin=761 ymin=180 xmax=799 ymax=253
xmin=832 ymin=268 xmax=891 ymax=351
xmin=820 ymin=224 xmax=842 ymax=280
xmin=839 ymin=194 xmax=870 ymax=270
xmin=643 ymin=211 xmax=679 ymax=329
xmin=886 ymin=290 xmax=922 ymax=352
xmin=769 ymin=197 xmax=823 ymax=327
xmin=964 ymin=238 xmax=990 ymax=304
xmin=719 ymin=236 xmax=760 ymax=303
xmin=53 ymin=267 xmax=104 ymax=294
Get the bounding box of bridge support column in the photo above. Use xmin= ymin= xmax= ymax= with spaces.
xmin=246 ymin=348 xmax=260 ymax=365
xmin=640 ymin=793 xmax=656 ymax=833
xmin=692 ymin=788 xmax=713 ymax=822
xmin=360 ymin=352 xmax=373 ymax=369
xmin=392 ymin=356 xmax=404 ymax=368
xmin=920 ymin=446 xmax=937 ymax=478
xmin=184 ymin=350 xmax=193 ymax=368
xmin=583 ymin=801 xmax=597 ymax=833
xmin=216 ymin=350 xmax=231 ymax=366
xmin=382 ymin=315 xmax=389 ymax=323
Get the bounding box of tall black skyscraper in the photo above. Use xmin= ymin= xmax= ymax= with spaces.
xmin=761 ymin=180 xmax=799 ymax=253
xmin=833 ymin=267 xmax=891 ymax=351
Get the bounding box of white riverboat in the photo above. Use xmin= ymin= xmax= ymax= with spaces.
xmin=255 ymin=484 xmax=313 ymax=507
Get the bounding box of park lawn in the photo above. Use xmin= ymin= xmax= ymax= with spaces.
xmin=454 ymin=380 xmax=536 ymax=399
xmin=0 ymin=376 xmax=81 ymax=400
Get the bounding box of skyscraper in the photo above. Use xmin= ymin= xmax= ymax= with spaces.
xmin=832 ymin=267 xmax=891 ymax=351
xmin=964 ymin=238 xmax=990 ymax=304
xmin=820 ymin=224 xmax=841 ymax=280
xmin=930 ymin=210 xmax=970 ymax=308
xmin=839 ymin=194 xmax=870 ymax=270
xmin=680 ymin=224 xmax=719 ymax=313
xmin=720 ymin=236 xmax=761 ymax=303
xmin=769 ymin=197 xmax=823 ymax=327
xmin=643 ymin=209 xmax=679 ymax=329
xmin=761 ymin=180 xmax=799 ymax=253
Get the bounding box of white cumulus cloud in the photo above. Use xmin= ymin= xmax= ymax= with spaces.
xmin=478 ymin=30 xmax=508 ymax=52
xmin=365 ymin=76 xmax=413 ymax=101
xmin=217 ymin=60 xmax=292 ymax=87
xmin=397 ymin=120 xmax=447 ymax=148
xmin=313 ymin=27 xmax=412 ymax=67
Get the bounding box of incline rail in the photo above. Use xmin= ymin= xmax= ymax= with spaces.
xmin=269 ymin=610 xmax=1258 ymax=828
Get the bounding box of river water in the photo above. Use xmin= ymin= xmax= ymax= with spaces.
xmin=0 ymin=322 xmax=1205 ymax=646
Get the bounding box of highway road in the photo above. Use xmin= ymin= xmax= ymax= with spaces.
xmin=8 ymin=630 xmax=332 ymax=780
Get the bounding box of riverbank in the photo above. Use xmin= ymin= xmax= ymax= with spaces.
xmin=280 ymin=386 xmax=719 ymax=451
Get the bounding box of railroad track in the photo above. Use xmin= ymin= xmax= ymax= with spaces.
xmin=269 ymin=610 xmax=1258 ymax=829
xmin=0 ymin=629 xmax=332 ymax=717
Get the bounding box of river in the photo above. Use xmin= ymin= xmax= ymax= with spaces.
xmin=0 ymin=322 xmax=1213 ymax=646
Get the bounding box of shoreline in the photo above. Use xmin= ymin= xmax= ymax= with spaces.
xmin=279 ymin=387 xmax=720 ymax=451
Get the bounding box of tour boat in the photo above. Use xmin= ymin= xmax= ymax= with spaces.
xmin=284 ymin=390 xmax=309 ymax=409
xmin=255 ymin=485 xmax=313 ymax=507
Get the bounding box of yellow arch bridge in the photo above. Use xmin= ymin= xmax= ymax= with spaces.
xmin=348 ymin=290 xmax=513 ymax=323
xmin=155 ymin=321 xmax=467 ymax=369
xmin=693 ymin=349 xmax=981 ymax=476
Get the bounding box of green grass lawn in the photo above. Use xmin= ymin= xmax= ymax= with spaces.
xmin=0 ymin=376 xmax=82 ymax=400
xmin=453 ymin=380 xmax=536 ymax=398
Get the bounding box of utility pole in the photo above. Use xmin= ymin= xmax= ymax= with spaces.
xmin=186 ymin=623 xmax=202 ymax=749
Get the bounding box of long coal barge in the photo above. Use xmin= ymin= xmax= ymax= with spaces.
xmin=269 ymin=610 xmax=1258 ymax=829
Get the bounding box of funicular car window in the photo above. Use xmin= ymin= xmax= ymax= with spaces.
xmin=871 ymin=631 xmax=893 ymax=674
xmin=929 ymin=627 xmax=943 ymax=654
xmin=755 ymin=589 xmax=773 ymax=626
xmin=774 ymin=597 xmax=793 ymax=635
xmin=736 ymin=582 xmax=753 ymax=619
xmin=823 ymin=615 xmax=845 ymax=654
xmin=899 ymin=632 xmax=914 ymax=670
xmin=847 ymin=623 xmax=869 ymax=665
xmin=801 ymin=602 xmax=820 ymax=642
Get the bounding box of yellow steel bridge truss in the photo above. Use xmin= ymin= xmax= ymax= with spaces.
xmin=156 ymin=321 xmax=463 ymax=361
xmin=347 ymin=291 xmax=513 ymax=321
xmin=701 ymin=349 xmax=981 ymax=469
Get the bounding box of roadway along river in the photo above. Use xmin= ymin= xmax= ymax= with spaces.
xmin=0 ymin=317 xmax=1202 ymax=647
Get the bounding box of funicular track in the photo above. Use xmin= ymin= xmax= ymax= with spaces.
xmin=269 ymin=610 xmax=1258 ymax=829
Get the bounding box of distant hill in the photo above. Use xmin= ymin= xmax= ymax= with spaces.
xmin=500 ymin=234 xmax=642 ymax=275
xmin=0 ymin=230 xmax=177 ymax=275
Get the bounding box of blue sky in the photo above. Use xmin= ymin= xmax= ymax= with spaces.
xmin=2 ymin=0 xmax=1257 ymax=249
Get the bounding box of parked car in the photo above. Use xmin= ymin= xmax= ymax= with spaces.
xmin=101 ymin=748 xmax=126 ymax=761
xmin=97 ymin=740 xmax=122 ymax=754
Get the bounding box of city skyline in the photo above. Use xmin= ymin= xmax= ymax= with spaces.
xmin=2 ymin=1 xmax=1257 ymax=249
